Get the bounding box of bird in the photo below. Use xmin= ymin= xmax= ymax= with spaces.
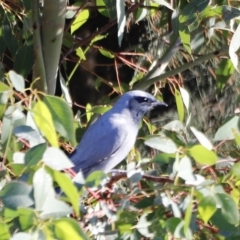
xmin=70 ymin=90 xmax=167 ymax=178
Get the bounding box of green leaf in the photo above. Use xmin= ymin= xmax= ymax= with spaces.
xmin=216 ymin=59 xmax=235 ymax=91
xmin=13 ymin=44 xmax=33 ymax=77
xmin=52 ymin=170 xmax=79 ymax=217
xmin=75 ymin=47 xmax=86 ymax=60
xmin=0 ymin=223 xmax=10 ymax=240
xmin=175 ymin=89 xmax=184 ymax=122
xmin=99 ymin=48 xmax=114 ymax=58
xmin=179 ymin=87 xmax=190 ymax=114
xmin=96 ymin=0 xmax=109 ymax=17
xmin=214 ymin=116 xmax=240 ymax=141
xmin=198 ymin=196 xmax=217 ymax=224
xmin=25 ymin=143 xmax=47 ymax=167
xmin=215 ymin=193 xmax=239 ymax=225
xmin=0 ymin=181 xmax=34 ymax=209
xmin=32 ymin=100 xmax=58 ymax=147
xmin=188 ymin=145 xmax=217 ymax=165
xmin=43 ymin=95 xmax=76 ymax=145
xmin=54 ymin=218 xmax=88 ymax=240
xmin=8 ymin=70 xmax=25 ymax=92
xmin=86 ymin=103 xmax=93 ymax=123
xmin=18 ymin=208 xmax=37 ymax=230
xmin=85 ymin=171 xmax=107 ymax=188
xmin=71 ymin=10 xmax=89 ymax=34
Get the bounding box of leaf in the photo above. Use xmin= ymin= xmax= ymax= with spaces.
xmin=85 ymin=171 xmax=107 ymax=188
xmin=99 ymin=48 xmax=114 ymax=58
xmin=42 ymin=147 xmax=74 ymax=170
xmin=10 ymin=233 xmax=32 ymax=240
xmin=144 ymin=135 xmax=178 ymax=154
xmin=198 ymin=196 xmax=217 ymax=224
xmin=216 ymin=59 xmax=235 ymax=91
xmin=0 ymin=222 xmax=10 ymax=240
xmin=177 ymin=156 xmax=195 ymax=182
xmin=1 ymin=106 xmax=25 ymax=149
xmin=8 ymin=70 xmax=25 ymax=92
xmin=54 ymin=218 xmax=88 ymax=240
xmin=214 ymin=116 xmax=240 ymax=141
xmin=0 ymin=181 xmax=34 ymax=209
xmin=229 ymin=24 xmax=240 ymax=72
xmin=43 ymin=95 xmax=76 ymax=145
xmin=25 ymin=143 xmax=47 ymax=167
xmin=13 ymin=125 xmax=45 ymax=147
xmin=75 ymin=47 xmax=86 ymax=60
xmin=32 ymin=100 xmax=58 ymax=147
xmin=71 ymin=10 xmax=89 ymax=34
xmin=116 ymin=0 xmax=126 ymax=46
xmin=134 ymin=1 xmax=148 ymax=22
xmin=190 ymin=126 xmax=213 ymax=150
xmin=215 ymin=193 xmax=239 ymax=225
xmin=96 ymin=0 xmax=109 ymax=18
xmin=175 ymin=89 xmax=184 ymax=122
xmin=188 ymin=145 xmax=217 ymax=165
xmin=179 ymin=87 xmax=190 ymax=114
xmin=13 ymin=44 xmax=33 ymax=77
xmin=33 ymin=167 xmax=72 ymax=219
xmin=86 ymin=103 xmax=93 ymax=123
xmin=51 ymin=170 xmax=79 ymax=216
xmin=18 ymin=208 xmax=36 ymax=231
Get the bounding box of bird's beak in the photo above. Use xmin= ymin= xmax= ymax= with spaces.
xmin=152 ymin=101 xmax=168 ymax=108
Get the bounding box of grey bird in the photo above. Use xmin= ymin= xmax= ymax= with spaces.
xmin=70 ymin=90 xmax=167 ymax=177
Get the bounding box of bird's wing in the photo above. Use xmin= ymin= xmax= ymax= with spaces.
xmin=70 ymin=115 xmax=128 ymax=173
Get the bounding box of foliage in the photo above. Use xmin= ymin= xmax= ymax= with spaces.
xmin=0 ymin=0 xmax=240 ymax=239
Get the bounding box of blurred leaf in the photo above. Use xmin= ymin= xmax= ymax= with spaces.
xmin=190 ymin=126 xmax=213 ymax=150
xmin=33 ymin=167 xmax=72 ymax=219
xmin=86 ymin=103 xmax=93 ymax=123
xmin=1 ymin=106 xmax=25 ymax=149
xmin=166 ymin=218 xmax=182 ymax=234
xmin=0 ymin=181 xmax=33 ymax=209
xmin=188 ymin=145 xmax=217 ymax=165
xmin=8 ymin=70 xmax=25 ymax=92
xmin=96 ymin=0 xmax=109 ymax=18
xmin=216 ymin=59 xmax=235 ymax=91
xmin=13 ymin=125 xmax=45 ymax=147
xmin=33 ymin=100 xmax=58 ymax=147
xmin=43 ymin=95 xmax=76 ymax=145
xmin=42 ymin=147 xmax=74 ymax=170
xmin=214 ymin=116 xmax=240 ymax=141
xmin=51 ymin=170 xmax=79 ymax=216
xmin=10 ymin=232 xmax=32 ymax=240
xmin=175 ymin=89 xmax=184 ymax=122
xmin=85 ymin=171 xmax=107 ymax=188
xmin=25 ymin=143 xmax=47 ymax=167
xmin=135 ymin=197 xmax=155 ymax=209
xmin=18 ymin=208 xmax=36 ymax=231
xmin=71 ymin=10 xmax=89 ymax=34
xmin=54 ymin=218 xmax=88 ymax=240
xmin=103 ymin=0 xmax=116 ymax=19
xmin=215 ymin=193 xmax=239 ymax=225
xmin=145 ymin=135 xmax=178 ymax=154
xmin=134 ymin=1 xmax=148 ymax=22
xmin=136 ymin=213 xmax=154 ymax=238
xmin=198 ymin=196 xmax=217 ymax=224
xmin=2 ymin=16 xmax=18 ymax=56
xmin=178 ymin=156 xmax=195 ymax=182
xmin=0 ymin=222 xmax=10 ymax=240
xmin=99 ymin=48 xmax=114 ymax=58
xmin=179 ymin=87 xmax=190 ymax=114
xmin=13 ymin=44 xmax=33 ymax=77
xmin=91 ymin=105 xmax=111 ymax=114
xmin=75 ymin=47 xmax=86 ymax=60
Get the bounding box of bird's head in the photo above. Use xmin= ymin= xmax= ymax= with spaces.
xmin=114 ymin=90 xmax=167 ymax=123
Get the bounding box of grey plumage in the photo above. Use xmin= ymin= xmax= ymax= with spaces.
xmin=70 ymin=90 xmax=167 ymax=177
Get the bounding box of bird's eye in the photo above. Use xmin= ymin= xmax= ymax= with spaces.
xmin=134 ymin=96 xmax=150 ymax=103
